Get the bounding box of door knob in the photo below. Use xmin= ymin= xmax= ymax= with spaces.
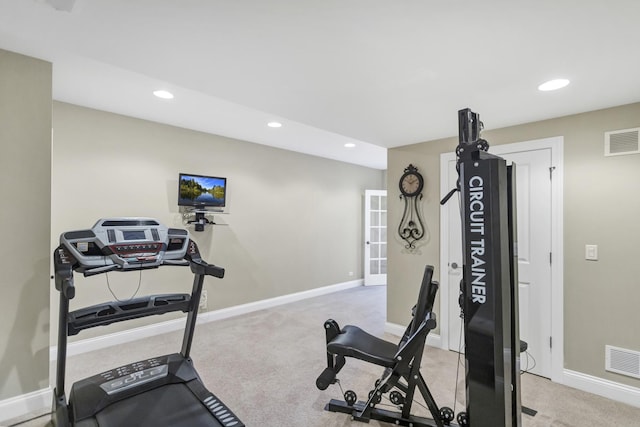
xmin=451 ymin=262 xmax=459 ymax=269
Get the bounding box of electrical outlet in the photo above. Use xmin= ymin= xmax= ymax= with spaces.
xmin=199 ymin=290 xmax=208 ymax=310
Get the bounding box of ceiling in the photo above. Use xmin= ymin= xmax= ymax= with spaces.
xmin=2 ymin=1 xmax=640 ymax=170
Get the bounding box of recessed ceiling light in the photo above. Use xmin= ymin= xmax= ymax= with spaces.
xmin=344 ymin=143 xmax=356 ymax=148
xmin=267 ymin=121 xmax=282 ymax=128
xmin=538 ymin=79 xmax=570 ymax=92
xmin=153 ymin=90 xmax=174 ymax=99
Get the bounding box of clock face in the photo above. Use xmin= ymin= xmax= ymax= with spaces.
xmin=400 ymin=172 xmax=423 ymax=196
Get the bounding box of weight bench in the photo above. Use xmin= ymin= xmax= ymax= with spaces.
xmin=316 ymin=265 xmax=454 ymax=427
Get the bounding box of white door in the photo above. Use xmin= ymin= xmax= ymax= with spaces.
xmin=364 ymin=190 xmax=387 ymax=286
xmin=444 ymin=145 xmax=553 ymax=378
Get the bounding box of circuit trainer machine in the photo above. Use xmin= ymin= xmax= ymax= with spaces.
xmin=452 ymin=108 xmax=522 ymax=426
xmin=52 ymin=218 xmax=244 ymax=427
xmin=317 ymin=108 xmax=522 ymax=427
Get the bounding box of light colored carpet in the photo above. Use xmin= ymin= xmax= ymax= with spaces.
xmin=9 ymin=285 xmax=640 ymax=426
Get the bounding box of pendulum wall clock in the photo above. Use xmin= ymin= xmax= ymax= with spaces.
xmin=398 ymin=164 xmax=425 ymax=250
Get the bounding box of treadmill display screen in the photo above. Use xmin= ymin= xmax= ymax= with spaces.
xmin=123 ymin=230 xmax=146 ymax=241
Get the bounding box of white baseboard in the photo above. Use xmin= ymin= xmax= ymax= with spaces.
xmin=562 ymin=369 xmax=640 ymax=409
xmin=384 ymin=321 xmax=442 ymax=349
xmin=198 ymin=279 xmax=363 ymax=324
xmin=51 ymin=279 xmax=363 ymax=360
xmin=0 ymin=387 xmax=52 ymax=425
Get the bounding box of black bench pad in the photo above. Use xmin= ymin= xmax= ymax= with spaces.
xmin=327 ymin=325 xmax=397 ymax=367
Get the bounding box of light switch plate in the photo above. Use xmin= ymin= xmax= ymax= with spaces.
xmin=585 ymin=244 xmax=598 ymax=261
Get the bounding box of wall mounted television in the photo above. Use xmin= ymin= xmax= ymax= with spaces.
xmin=178 ymin=173 xmax=227 ymax=209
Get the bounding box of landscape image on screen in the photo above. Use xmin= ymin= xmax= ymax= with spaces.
xmin=178 ymin=174 xmax=226 ymax=206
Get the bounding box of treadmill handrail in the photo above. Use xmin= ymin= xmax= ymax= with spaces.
xmin=67 ymin=293 xmax=192 ymax=336
xmin=83 ymin=264 xmax=119 ymax=277
xmin=189 ymin=258 xmax=225 ymax=278
xmin=178 ymin=239 xmax=224 ymax=278
xmin=162 ymin=259 xmax=190 ymax=267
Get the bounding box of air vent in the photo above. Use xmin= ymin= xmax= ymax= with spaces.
xmin=604 ymin=128 xmax=640 ymax=156
xmin=605 ymin=345 xmax=640 ymax=379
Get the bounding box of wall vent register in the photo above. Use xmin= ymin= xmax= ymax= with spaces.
xmin=604 ymin=127 xmax=640 ymax=156
xmin=605 ymin=345 xmax=640 ymax=379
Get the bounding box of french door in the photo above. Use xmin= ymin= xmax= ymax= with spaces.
xmin=364 ymin=190 xmax=387 ymax=286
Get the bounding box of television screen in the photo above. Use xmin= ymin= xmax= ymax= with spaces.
xmin=178 ymin=173 xmax=227 ymax=208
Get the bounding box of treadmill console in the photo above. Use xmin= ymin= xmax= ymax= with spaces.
xmin=60 ymin=218 xmax=189 ymax=272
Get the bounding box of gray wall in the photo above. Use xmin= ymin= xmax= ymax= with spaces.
xmin=387 ymin=102 xmax=640 ymax=388
xmin=51 ymin=101 xmax=384 ymax=340
xmin=1 ymin=48 xmax=384 ymax=405
xmin=0 ymin=50 xmax=52 ymax=400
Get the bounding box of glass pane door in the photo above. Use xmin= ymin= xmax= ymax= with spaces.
xmin=364 ymin=190 xmax=387 ymax=286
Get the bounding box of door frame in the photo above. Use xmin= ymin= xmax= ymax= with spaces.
xmin=364 ymin=189 xmax=387 ymax=286
xmin=439 ymin=136 xmax=564 ymax=383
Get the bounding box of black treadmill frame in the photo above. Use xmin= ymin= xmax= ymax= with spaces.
xmin=52 ymin=234 xmax=242 ymax=427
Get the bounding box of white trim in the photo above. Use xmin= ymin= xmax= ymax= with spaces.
xmin=200 ymin=279 xmax=363 ymax=323
xmin=0 ymin=387 xmax=52 ymax=425
xmin=562 ymin=369 xmax=640 ymax=409
xmin=384 ymin=322 xmax=442 ymax=349
xmin=439 ymin=136 xmax=565 ymax=382
xmin=549 ymin=138 xmax=565 ymax=383
xmin=50 ymin=279 xmax=363 ymax=360
xmin=439 ymin=151 xmax=455 ymax=353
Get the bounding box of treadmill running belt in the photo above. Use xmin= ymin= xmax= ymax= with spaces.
xmin=76 ymin=383 xmax=235 ymax=427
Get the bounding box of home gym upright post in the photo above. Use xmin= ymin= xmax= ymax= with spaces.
xmin=454 ymin=108 xmax=522 ymax=427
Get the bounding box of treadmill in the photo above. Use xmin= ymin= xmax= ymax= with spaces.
xmin=52 ymin=218 xmax=244 ymax=427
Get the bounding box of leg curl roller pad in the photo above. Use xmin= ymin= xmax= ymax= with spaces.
xmin=316 ymin=367 xmax=336 ymax=390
